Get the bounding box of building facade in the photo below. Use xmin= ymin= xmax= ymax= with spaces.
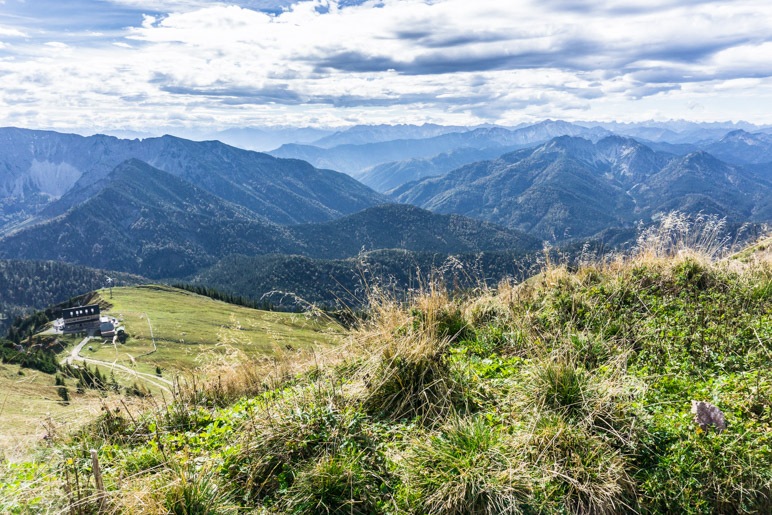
xmin=61 ymin=304 xmax=101 ymax=334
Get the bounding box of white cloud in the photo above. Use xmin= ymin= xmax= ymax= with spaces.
xmin=106 ymin=0 xmax=220 ymax=10
xmin=0 ymin=26 xmax=26 ymax=38
xmin=1 ymin=0 xmax=771 ymax=130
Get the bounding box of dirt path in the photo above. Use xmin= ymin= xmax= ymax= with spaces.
xmin=62 ymin=336 xmax=91 ymax=366
xmin=61 ymin=334 xmax=172 ymax=394
xmin=74 ymin=356 xmax=172 ymax=393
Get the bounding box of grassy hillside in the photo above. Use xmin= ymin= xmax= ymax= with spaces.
xmin=89 ymin=284 xmax=343 ymax=377
xmin=0 ymin=362 xmax=113 ymax=460
xmin=2 ymin=241 xmax=771 ymax=513
xmin=0 ymin=285 xmax=342 ymax=463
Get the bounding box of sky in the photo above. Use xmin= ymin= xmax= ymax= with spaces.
xmin=1 ymin=0 xmax=771 ymax=132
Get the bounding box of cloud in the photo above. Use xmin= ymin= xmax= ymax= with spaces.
xmin=0 ymin=26 xmax=26 ymax=38
xmin=106 ymin=0 xmax=224 ymax=10
xmin=313 ymin=51 xmax=400 ymax=73
xmin=159 ymin=83 xmax=305 ymax=105
xmin=1 ymin=0 xmax=772 ymax=130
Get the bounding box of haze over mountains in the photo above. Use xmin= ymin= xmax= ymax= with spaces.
xmin=269 ymin=120 xmax=611 ymax=179
xmin=0 ymin=119 xmax=770 ymax=312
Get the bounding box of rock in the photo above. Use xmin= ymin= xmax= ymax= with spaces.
xmin=691 ymin=400 xmax=727 ymax=433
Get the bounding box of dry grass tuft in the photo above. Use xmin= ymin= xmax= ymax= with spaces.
xmin=633 ymin=211 xmax=732 ymax=262
xmin=528 ymin=415 xmax=633 ymax=514
xmin=354 ymin=283 xmax=473 ymax=424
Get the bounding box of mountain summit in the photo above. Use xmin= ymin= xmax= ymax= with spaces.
xmin=393 ymin=136 xmax=771 ymax=240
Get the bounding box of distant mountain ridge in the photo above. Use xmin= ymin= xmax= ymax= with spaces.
xmin=288 ymin=204 xmax=540 ymax=259
xmin=358 ymin=147 xmax=512 ymax=193
xmin=311 ymin=123 xmax=468 ymax=148
xmin=269 ymin=121 xmax=611 ymax=178
xmin=191 ymin=249 xmax=541 ymax=309
xmin=703 ymin=130 xmax=772 ymax=165
xmin=0 ymin=128 xmax=386 ymax=234
xmin=0 ymin=160 xmax=537 ymax=278
xmin=393 ymin=135 xmax=772 ymax=240
xmin=0 ymin=159 xmax=300 ymax=277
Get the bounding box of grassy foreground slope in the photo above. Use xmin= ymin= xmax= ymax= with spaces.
xmin=0 ymin=363 xmax=114 ymax=460
xmin=2 ymin=243 xmax=771 ymax=514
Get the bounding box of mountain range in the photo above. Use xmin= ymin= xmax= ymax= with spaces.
xmin=269 ymin=120 xmax=611 ymax=177
xmin=1 ymin=122 xmax=771 ymax=314
xmin=359 ymin=147 xmax=516 ymax=193
xmin=0 ymin=158 xmax=538 ymax=278
xmin=392 ymin=135 xmax=772 ymax=239
xmin=0 ymin=127 xmax=385 ymax=235
xmin=704 ymin=130 xmax=772 ymax=165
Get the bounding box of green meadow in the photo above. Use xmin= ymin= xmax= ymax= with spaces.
xmin=87 ymin=284 xmax=343 ymax=377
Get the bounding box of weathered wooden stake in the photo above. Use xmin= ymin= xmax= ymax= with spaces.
xmin=90 ymin=449 xmax=106 ymax=509
xmin=63 ymin=466 xmax=76 ymax=515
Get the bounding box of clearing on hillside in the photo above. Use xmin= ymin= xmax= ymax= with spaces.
xmin=86 ymin=285 xmax=343 ymax=378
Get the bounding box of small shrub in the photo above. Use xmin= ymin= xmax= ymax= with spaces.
xmin=125 ymin=381 xmax=151 ymax=398
xmin=163 ymin=464 xmax=236 ymax=515
xmin=403 ymin=416 xmax=530 ymax=514
xmin=672 ymin=258 xmax=712 ymax=291
xmin=57 ymin=384 xmax=70 ymax=404
xmin=281 ymin=450 xmax=390 ymax=514
xmin=55 ymin=374 xmax=70 ymax=404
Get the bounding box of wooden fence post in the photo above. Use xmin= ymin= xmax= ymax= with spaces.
xmin=90 ymin=449 xmax=106 ymax=509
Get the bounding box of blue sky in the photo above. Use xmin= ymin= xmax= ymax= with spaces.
xmin=1 ymin=0 xmax=771 ymax=131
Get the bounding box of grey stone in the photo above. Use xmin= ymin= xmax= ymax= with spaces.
xmin=691 ymin=400 xmax=727 ymax=433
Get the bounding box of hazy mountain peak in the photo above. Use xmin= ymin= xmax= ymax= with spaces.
xmin=0 ymin=128 xmax=386 ymax=232
xmin=535 ymin=135 xmax=594 ymax=156
xmin=720 ymin=129 xmax=772 ymax=145
xmin=394 ymin=134 xmax=770 ymax=240
xmin=678 ymin=150 xmax=728 ymax=169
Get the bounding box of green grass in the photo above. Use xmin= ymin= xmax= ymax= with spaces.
xmin=3 ymin=248 xmax=772 ymax=514
xmin=1 ymin=286 xmax=341 ymax=460
xmin=0 ymin=363 xmax=109 ymax=460
xmin=87 ymin=285 xmax=342 ymax=375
